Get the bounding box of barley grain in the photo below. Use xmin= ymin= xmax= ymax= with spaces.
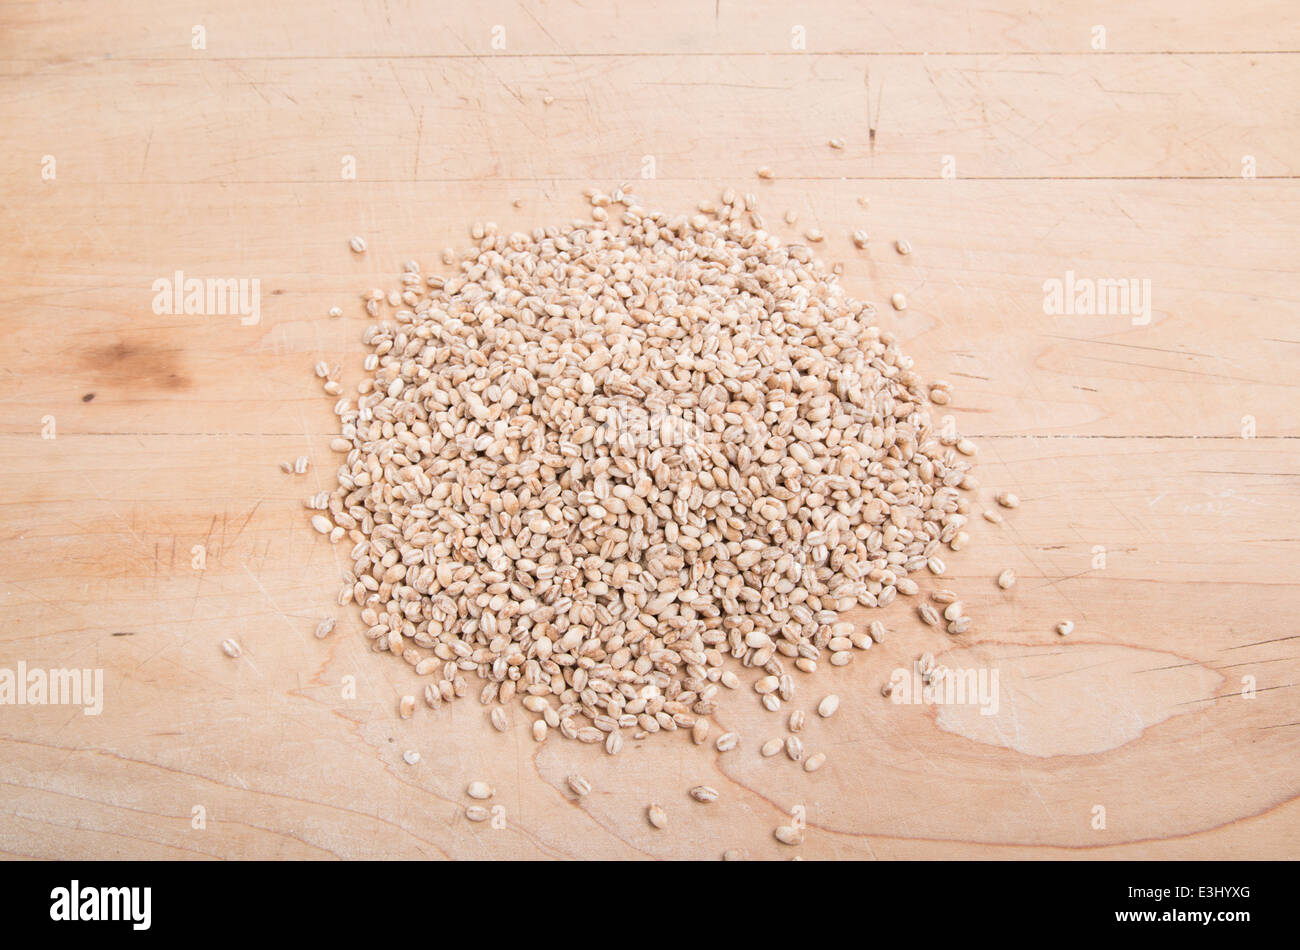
xmin=221 ymin=638 xmax=241 ymax=658
xmin=647 ymin=804 xmax=668 ymax=829
xmin=817 ymin=694 xmax=840 ymax=718
xmin=774 ymin=825 xmax=804 ymax=846
xmin=309 ymin=190 xmax=981 ymax=757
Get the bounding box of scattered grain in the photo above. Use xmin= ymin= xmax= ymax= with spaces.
xmin=774 ymin=825 xmax=804 ymax=846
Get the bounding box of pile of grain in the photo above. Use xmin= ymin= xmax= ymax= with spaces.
xmin=309 ymin=188 xmax=976 ymax=749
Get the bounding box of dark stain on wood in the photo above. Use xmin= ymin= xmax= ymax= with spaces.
xmin=80 ymin=341 xmax=191 ymax=392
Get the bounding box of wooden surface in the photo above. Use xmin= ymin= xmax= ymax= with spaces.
xmin=2 ymin=2 xmax=1298 ymax=860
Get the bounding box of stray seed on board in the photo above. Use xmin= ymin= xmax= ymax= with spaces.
xmin=715 ymin=732 xmax=739 ymax=752
xmin=466 ymin=805 xmax=490 ymax=822
xmin=804 ymin=752 xmax=827 ymax=772
xmin=403 ymin=750 xmax=420 ymax=765
xmin=723 ymin=848 xmax=748 ymax=861
xmin=567 ymin=774 xmax=591 ymax=797
xmin=220 ymin=638 xmax=241 ymax=658
xmin=891 ymin=292 xmax=907 ymax=311
xmin=896 ymin=238 xmax=912 ymax=255
xmin=467 ymin=781 xmax=493 ymax=800
xmin=294 ymin=455 xmax=309 ymax=474
xmin=398 ymin=695 xmax=415 ymax=719
xmin=1057 ymin=620 xmax=1074 ymax=636
xmin=489 ymin=706 xmax=509 ymax=731
xmin=817 ymin=695 xmax=840 ymax=718
xmin=789 ymin=709 xmax=806 ymax=732
xmin=647 ymin=804 xmax=668 ymax=829
xmin=785 ymin=735 xmax=803 ymax=762
xmin=313 ymin=617 xmax=335 ymax=639
xmin=984 ymin=509 xmax=1004 ymax=524
xmin=997 ymin=491 xmax=1021 ymax=508
xmin=349 ymin=236 xmax=366 ymax=254
xmin=774 ymin=825 xmax=804 ymax=846
xmin=998 ymin=569 xmax=1016 ymax=589
xmin=757 ymin=166 xmax=774 ymax=179
xmin=690 ymin=786 xmax=719 ymax=803
xmin=919 ymin=603 xmax=941 ymax=626
xmin=328 ymin=306 xmax=342 ymax=318
xmin=761 ymin=738 xmax=783 ymax=757
xmin=852 ymin=229 xmax=869 ymax=249
xmin=828 ymin=137 xmax=845 ymax=149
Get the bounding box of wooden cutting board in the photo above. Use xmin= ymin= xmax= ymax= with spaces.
xmin=2 ymin=1 xmax=1297 ymax=860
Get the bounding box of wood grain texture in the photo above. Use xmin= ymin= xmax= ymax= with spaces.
xmin=0 ymin=1 xmax=1297 ymax=861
